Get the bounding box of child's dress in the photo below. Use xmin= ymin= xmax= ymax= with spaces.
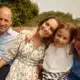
xmin=42 ymin=43 xmax=73 ymax=80
xmin=3 ymin=30 xmax=45 ymax=80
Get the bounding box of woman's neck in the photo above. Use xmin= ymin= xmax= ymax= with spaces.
xmin=33 ymin=33 xmax=42 ymax=48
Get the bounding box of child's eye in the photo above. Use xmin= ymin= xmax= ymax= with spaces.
xmin=63 ymin=37 xmax=68 ymax=40
xmin=63 ymin=37 xmax=67 ymax=40
xmin=57 ymin=34 xmax=61 ymax=37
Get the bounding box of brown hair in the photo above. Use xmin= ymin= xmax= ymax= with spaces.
xmin=37 ymin=16 xmax=61 ymax=47
xmin=0 ymin=4 xmax=13 ymax=20
xmin=37 ymin=16 xmax=61 ymax=32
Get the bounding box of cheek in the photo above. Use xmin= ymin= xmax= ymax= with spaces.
xmin=6 ymin=23 xmax=11 ymax=28
xmin=65 ymin=40 xmax=69 ymax=44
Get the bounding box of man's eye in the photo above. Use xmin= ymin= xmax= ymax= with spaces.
xmin=5 ymin=19 xmax=9 ymax=22
xmin=0 ymin=18 xmax=2 ymax=20
xmin=63 ymin=37 xmax=67 ymax=40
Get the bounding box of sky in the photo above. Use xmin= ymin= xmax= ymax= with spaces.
xmin=31 ymin=0 xmax=80 ymax=19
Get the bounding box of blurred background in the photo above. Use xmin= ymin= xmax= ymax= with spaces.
xmin=0 ymin=0 xmax=80 ymax=29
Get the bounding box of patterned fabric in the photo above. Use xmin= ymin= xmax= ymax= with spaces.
xmin=41 ymin=70 xmax=67 ymax=80
xmin=3 ymin=30 xmax=45 ymax=80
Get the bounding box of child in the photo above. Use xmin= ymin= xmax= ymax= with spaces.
xmin=41 ymin=23 xmax=75 ymax=80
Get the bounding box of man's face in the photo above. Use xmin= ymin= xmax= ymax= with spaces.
xmin=74 ymin=35 xmax=80 ymax=55
xmin=0 ymin=8 xmax=12 ymax=34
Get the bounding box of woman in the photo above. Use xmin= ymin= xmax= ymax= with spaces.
xmin=0 ymin=16 xmax=60 ymax=80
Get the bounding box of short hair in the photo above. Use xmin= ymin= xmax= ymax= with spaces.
xmin=0 ymin=4 xmax=13 ymax=19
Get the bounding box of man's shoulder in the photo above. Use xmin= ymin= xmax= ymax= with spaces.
xmin=8 ymin=28 xmax=18 ymax=36
xmin=11 ymin=29 xmax=18 ymax=36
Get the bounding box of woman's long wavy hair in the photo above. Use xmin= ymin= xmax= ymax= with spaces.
xmin=36 ymin=16 xmax=61 ymax=48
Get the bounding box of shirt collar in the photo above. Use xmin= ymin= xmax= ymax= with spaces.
xmin=4 ymin=28 xmax=14 ymax=35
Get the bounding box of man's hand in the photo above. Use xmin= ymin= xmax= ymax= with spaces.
xmin=0 ymin=59 xmax=5 ymax=68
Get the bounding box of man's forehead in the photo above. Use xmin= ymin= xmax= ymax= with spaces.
xmin=0 ymin=7 xmax=12 ymax=16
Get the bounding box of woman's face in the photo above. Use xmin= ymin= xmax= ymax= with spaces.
xmin=53 ymin=28 xmax=70 ymax=47
xmin=39 ymin=18 xmax=58 ymax=38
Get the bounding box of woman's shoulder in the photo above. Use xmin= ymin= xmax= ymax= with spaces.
xmin=20 ymin=30 xmax=31 ymax=34
xmin=20 ymin=29 xmax=36 ymax=35
xmin=16 ymin=30 xmax=32 ymax=41
xmin=19 ymin=29 xmax=36 ymax=41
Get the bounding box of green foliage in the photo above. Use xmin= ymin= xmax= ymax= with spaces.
xmin=0 ymin=0 xmax=39 ymax=26
xmin=28 ymin=11 xmax=74 ymax=26
xmin=28 ymin=11 xmax=80 ymax=27
xmin=73 ymin=18 xmax=80 ymax=25
xmin=0 ymin=0 xmax=80 ymax=27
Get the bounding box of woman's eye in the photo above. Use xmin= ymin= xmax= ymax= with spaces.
xmin=50 ymin=27 xmax=54 ymax=32
xmin=45 ymin=22 xmax=49 ymax=26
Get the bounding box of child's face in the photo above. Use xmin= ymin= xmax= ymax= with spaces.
xmin=53 ymin=28 xmax=70 ymax=47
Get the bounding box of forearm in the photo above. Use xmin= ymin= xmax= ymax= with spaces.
xmin=0 ymin=59 xmax=5 ymax=68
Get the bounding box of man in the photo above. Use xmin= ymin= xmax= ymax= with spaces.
xmin=68 ymin=26 xmax=80 ymax=80
xmin=0 ymin=5 xmax=18 ymax=80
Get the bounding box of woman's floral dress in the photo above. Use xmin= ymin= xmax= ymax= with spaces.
xmin=3 ymin=30 xmax=45 ymax=80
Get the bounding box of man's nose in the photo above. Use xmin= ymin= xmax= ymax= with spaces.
xmin=0 ymin=20 xmax=5 ymax=25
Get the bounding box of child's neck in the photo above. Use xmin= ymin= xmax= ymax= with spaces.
xmin=53 ymin=43 xmax=67 ymax=48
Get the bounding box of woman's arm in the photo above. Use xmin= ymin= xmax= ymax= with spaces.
xmin=2 ymin=30 xmax=29 ymax=65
